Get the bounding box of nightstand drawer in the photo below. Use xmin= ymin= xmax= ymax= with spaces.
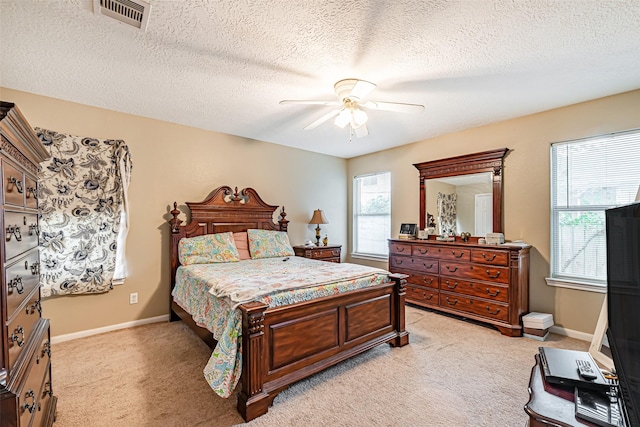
xmin=293 ymin=245 xmax=342 ymax=263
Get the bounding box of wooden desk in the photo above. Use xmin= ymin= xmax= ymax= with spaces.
xmin=525 ymin=354 xmax=598 ymax=427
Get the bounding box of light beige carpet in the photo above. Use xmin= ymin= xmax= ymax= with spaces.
xmin=51 ymin=306 xmax=588 ymax=426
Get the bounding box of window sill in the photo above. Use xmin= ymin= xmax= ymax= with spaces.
xmin=350 ymin=253 xmax=388 ymax=262
xmin=545 ymin=277 xmax=606 ymax=294
xmin=112 ymin=278 xmax=125 ymax=286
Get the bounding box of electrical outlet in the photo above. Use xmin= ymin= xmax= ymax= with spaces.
xmin=129 ymin=292 xmax=138 ymax=304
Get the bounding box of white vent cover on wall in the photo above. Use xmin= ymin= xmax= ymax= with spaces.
xmin=93 ymin=0 xmax=151 ymax=31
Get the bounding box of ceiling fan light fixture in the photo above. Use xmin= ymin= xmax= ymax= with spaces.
xmin=351 ymin=108 xmax=368 ymax=128
xmin=334 ymin=109 xmax=351 ymax=128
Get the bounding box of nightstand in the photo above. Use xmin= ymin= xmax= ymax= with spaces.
xmin=293 ymin=244 xmax=342 ymax=263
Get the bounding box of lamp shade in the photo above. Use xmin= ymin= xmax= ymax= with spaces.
xmin=309 ymin=209 xmax=329 ymax=225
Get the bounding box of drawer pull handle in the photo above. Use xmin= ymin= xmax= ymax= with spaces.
xmin=452 ymin=251 xmax=464 ymax=258
xmin=445 ymin=265 xmax=458 ymax=272
xmin=44 ymin=381 xmax=53 ymax=397
xmin=396 ymin=259 xmax=403 ymax=264
xmin=481 ymin=253 xmax=497 ymax=261
xmin=42 ymin=340 xmax=51 ymax=358
xmin=8 ymin=276 xmax=24 ymax=294
xmin=423 ymin=263 xmax=434 ymax=269
xmin=27 ymin=186 xmax=38 ymax=200
xmin=445 ymin=281 xmax=458 ymax=289
xmin=29 ymin=224 xmax=40 ymax=236
xmin=11 ymin=326 xmax=25 ymax=347
xmin=486 ymin=306 xmax=501 ymax=315
xmin=445 ymin=296 xmax=458 ymax=306
xmin=486 ymin=289 xmax=500 ymax=297
xmin=6 ymin=225 xmax=22 ymax=241
xmin=8 ymin=176 xmax=24 ymax=193
xmin=22 ymin=389 xmax=36 ymax=413
xmin=485 ymin=270 xmax=501 ymax=279
xmin=422 ymin=277 xmax=433 ymax=285
xmin=396 ymin=246 xmax=406 ymax=252
xmin=418 ymin=248 xmax=429 ymax=254
xmin=31 ymin=261 xmax=40 ymax=275
xmin=27 ymin=300 xmax=42 ymax=315
xmin=422 ymin=292 xmax=434 ymax=300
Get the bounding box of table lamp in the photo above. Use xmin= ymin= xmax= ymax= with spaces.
xmin=309 ymin=209 xmax=329 ymax=246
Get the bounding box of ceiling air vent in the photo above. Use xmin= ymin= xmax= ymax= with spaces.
xmin=93 ymin=0 xmax=151 ymax=31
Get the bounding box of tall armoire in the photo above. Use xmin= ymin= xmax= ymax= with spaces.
xmin=0 ymin=102 xmax=56 ymax=426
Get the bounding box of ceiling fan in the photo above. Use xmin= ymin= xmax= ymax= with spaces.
xmin=279 ymin=79 xmax=424 ymax=138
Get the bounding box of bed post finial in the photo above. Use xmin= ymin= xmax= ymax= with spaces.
xmin=170 ymin=202 xmax=182 ymax=233
xmin=278 ymin=206 xmax=289 ymax=231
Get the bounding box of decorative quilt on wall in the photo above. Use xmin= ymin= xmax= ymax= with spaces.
xmin=437 ymin=192 xmax=457 ymax=236
xmin=35 ymin=128 xmax=132 ymax=297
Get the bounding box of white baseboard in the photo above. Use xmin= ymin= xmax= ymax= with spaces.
xmin=50 ymin=314 xmax=170 ymax=344
xmin=550 ymin=325 xmax=593 ymax=343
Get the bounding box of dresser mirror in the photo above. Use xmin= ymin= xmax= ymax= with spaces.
xmin=414 ymin=148 xmax=508 ymax=237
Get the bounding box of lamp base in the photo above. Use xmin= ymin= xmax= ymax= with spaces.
xmin=315 ymin=225 xmax=321 ymax=246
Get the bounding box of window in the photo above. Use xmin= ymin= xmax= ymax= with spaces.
xmin=549 ymin=129 xmax=640 ymax=290
xmin=353 ymin=172 xmax=391 ymax=258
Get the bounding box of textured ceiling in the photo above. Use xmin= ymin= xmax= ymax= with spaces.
xmin=1 ymin=0 xmax=640 ymax=158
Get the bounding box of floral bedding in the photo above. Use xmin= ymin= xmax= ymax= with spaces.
xmin=171 ymin=256 xmax=389 ymax=397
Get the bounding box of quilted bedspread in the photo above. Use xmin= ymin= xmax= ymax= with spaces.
xmin=171 ymin=256 xmax=389 ymax=397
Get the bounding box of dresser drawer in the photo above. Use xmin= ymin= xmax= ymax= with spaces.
xmin=434 ymin=247 xmax=471 ymax=261
xmin=389 ymin=255 xmax=438 ymax=274
xmin=4 ymin=211 xmax=39 ymax=261
xmin=24 ymin=175 xmax=38 ymax=209
xmin=471 ymin=249 xmax=509 ymax=266
xmin=31 ymin=369 xmax=54 ymax=427
xmin=440 ymin=277 xmax=509 ymax=303
xmin=3 ymin=160 xmax=25 ymax=207
xmin=440 ymin=291 xmax=509 ymax=321
xmin=439 ymin=261 xmax=510 ymax=284
xmin=6 ymin=250 xmax=40 ymax=319
xmin=389 ymin=241 xmax=412 ymax=255
xmin=7 ymin=291 xmax=41 ymax=371
xmin=406 ymin=284 xmax=439 ymax=306
xmin=405 ymin=272 xmax=439 ymax=289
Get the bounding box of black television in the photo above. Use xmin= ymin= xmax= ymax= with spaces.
xmin=605 ymin=202 xmax=640 ymax=427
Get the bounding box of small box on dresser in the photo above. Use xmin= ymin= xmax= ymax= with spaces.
xmin=0 ymin=102 xmax=56 ymax=426
xmin=389 ymin=238 xmax=530 ymax=337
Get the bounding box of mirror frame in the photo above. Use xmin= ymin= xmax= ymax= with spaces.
xmin=413 ymin=148 xmax=509 ymax=234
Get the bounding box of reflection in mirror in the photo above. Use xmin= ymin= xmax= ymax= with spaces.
xmin=426 ymin=172 xmax=493 ymax=236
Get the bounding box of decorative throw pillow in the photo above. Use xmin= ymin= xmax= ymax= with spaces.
xmin=233 ymin=232 xmax=251 ymax=260
xmin=247 ymin=229 xmax=294 ymax=259
xmin=178 ymin=232 xmax=240 ymax=265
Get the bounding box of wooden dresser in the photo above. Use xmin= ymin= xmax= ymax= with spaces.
xmin=389 ymin=238 xmax=530 ymax=336
xmin=0 ymin=102 xmax=55 ymax=426
xmin=293 ymin=244 xmax=341 ymax=263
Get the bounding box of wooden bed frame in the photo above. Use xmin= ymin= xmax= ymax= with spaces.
xmin=168 ymin=186 xmax=409 ymax=421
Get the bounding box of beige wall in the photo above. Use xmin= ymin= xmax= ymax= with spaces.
xmin=347 ymin=89 xmax=640 ymax=335
xmin=1 ymin=87 xmax=347 ymax=337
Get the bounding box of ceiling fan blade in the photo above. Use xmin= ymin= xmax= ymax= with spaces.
xmin=362 ymin=101 xmax=425 ymax=113
xmin=304 ymin=109 xmax=341 ymax=130
xmin=354 ymin=123 xmax=369 ymax=138
xmin=349 ymin=80 xmax=376 ymax=100
xmin=280 ymin=100 xmax=341 ymax=106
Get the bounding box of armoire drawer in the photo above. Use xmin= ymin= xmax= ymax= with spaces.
xmin=6 ymin=250 xmax=40 ymax=319
xmin=6 ymin=290 xmax=41 ymax=371
xmin=4 ymin=211 xmax=39 ymax=261
xmin=3 ymin=160 xmax=26 ymax=207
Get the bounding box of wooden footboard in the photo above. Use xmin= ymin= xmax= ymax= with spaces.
xmin=237 ymin=273 xmax=408 ymax=421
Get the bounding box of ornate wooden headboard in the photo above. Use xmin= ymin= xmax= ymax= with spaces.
xmin=169 ymin=186 xmax=289 ymax=290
